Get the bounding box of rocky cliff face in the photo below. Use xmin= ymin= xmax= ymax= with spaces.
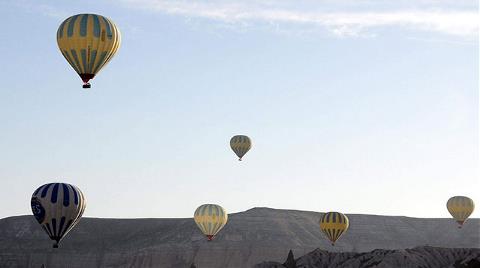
xmin=254 ymin=247 xmax=480 ymax=268
xmin=0 ymin=208 xmax=479 ymax=268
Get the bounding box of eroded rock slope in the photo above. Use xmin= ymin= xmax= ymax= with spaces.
xmin=254 ymin=247 xmax=480 ymax=268
xmin=0 ymin=208 xmax=478 ymax=268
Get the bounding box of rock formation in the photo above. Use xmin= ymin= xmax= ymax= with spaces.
xmin=0 ymin=208 xmax=478 ymax=267
xmin=254 ymin=246 xmax=480 ymax=268
xmin=284 ymin=250 xmax=297 ymax=268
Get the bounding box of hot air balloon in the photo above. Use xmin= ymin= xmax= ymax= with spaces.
xmin=230 ymin=135 xmax=251 ymax=161
xmin=57 ymin=14 xmax=121 ymax=88
xmin=31 ymin=183 xmax=86 ymax=248
xmin=319 ymin=212 xmax=349 ymax=246
xmin=194 ymin=204 xmax=228 ymax=241
xmin=447 ymin=196 xmax=475 ymax=228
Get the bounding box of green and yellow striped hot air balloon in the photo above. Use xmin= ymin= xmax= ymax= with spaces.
xmin=230 ymin=135 xmax=251 ymax=161
xmin=57 ymin=14 xmax=121 ymax=88
xmin=194 ymin=204 xmax=228 ymax=241
xmin=447 ymin=196 xmax=475 ymax=228
xmin=319 ymin=212 xmax=349 ymax=246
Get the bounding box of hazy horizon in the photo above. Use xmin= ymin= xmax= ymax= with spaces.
xmin=3 ymin=206 xmax=480 ymax=220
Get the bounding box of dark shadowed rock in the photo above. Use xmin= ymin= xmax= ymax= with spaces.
xmin=255 ymin=247 xmax=480 ymax=268
xmin=284 ymin=250 xmax=296 ymax=268
xmin=0 ymin=208 xmax=479 ymax=267
xmin=455 ymin=258 xmax=480 ymax=268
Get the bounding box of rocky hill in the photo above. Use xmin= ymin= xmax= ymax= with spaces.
xmin=0 ymin=208 xmax=479 ymax=268
xmin=254 ymin=247 xmax=480 ymax=268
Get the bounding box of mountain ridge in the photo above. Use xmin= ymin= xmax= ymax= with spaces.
xmin=3 ymin=206 xmax=474 ymax=220
xmin=1 ymin=207 xmax=479 ymax=267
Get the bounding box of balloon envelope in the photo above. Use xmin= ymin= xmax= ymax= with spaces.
xmin=57 ymin=14 xmax=121 ymax=88
xmin=447 ymin=196 xmax=474 ymax=228
xmin=230 ymin=135 xmax=251 ymax=161
xmin=31 ymin=183 xmax=86 ymax=248
xmin=194 ymin=204 xmax=228 ymax=241
xmin=319 ymin=212 xmax=349 ymax=246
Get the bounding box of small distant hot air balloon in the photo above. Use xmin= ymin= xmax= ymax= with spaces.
xmin=57 ymin=14 xmax=121 ymax=88
xmin=230 ymin=135 xmax=251 ymax=161
xmin=31 ymin=182 xmax=86 ymax=248
xmin=447 ymin=196 xmax=475 ymax=228
xmin=319 ymin=212 xmax=349 ymax=246
xmin=194 ymin=204 xmax=228 ymax=241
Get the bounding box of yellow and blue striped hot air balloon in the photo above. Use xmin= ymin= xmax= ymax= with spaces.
xmin=31 ymin=182 xmax=86 ymax=248
xmin=447 ymin=196 xmax=475 ymax=228
xmin=57 ymin=14 xmax=121 ymax=88
xmin=230 ymin=135 xmax=252 ymax=161
xmin=319 ymin=212 xmax=349 ymax=246
xmin=194 ymin=204 xmax=228 ymax=241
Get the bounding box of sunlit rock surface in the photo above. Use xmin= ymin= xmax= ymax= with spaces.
xmin=0 ymin=207 xmax=479 ymax=268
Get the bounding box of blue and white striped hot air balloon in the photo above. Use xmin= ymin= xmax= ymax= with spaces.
xmin=31 ymin=182 xmax=86 ymax=248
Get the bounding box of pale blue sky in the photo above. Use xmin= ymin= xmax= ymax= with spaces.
xmin=0 ymin=0 xmax=478 ymax=219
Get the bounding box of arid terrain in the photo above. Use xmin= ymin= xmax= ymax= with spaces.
xmin=0 ymin=208 xmax=478 ymax=267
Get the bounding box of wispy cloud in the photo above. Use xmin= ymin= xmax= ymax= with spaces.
xmin=10 ymin=0 xmax=70 ymax=19
xmin=119 ymin=0 xmax=479 ymax=38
